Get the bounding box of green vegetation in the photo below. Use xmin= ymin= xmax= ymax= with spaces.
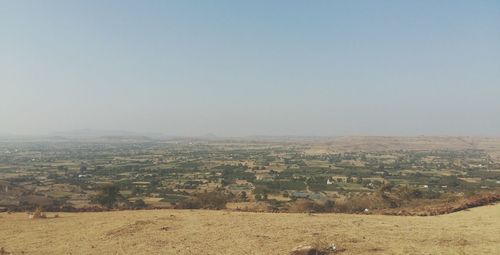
xmin=0 ymin=138 xmax=499 ymax=213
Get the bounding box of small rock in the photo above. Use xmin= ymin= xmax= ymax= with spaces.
xmin=328 ymin=243 xmax=337 ymax=252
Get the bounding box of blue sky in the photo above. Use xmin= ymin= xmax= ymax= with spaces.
xmin=1 ymin=1 xmax=499 ymax=136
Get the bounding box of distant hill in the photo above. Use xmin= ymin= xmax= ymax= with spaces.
xmin=47 ymin=129 xmax=165 ymax=143
xmin=50 ymin=129 xmax=145 ymax=139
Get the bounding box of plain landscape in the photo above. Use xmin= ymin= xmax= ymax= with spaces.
xmin=1 ymin=136 xmax=499 ymax=254
xmin=2 ymin=1 xmax=500 ymax=254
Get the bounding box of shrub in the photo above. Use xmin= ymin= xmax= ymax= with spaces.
xmin=177 ymin=197 xmax=202 ymax=209
xmin=30 ymin=207 xmax=47 ymax=219
xmin=288 ymin=199 xmax=328 ymax=213
xmin=324 ymin=200 xmax=335 ymax=211
xmin=178 ymin=191 xmax=228 ymax=210
xmin=196 ymin=191 xmax=228 ymax=209
xmin=132 ymin=199 xmax=147 ymax=209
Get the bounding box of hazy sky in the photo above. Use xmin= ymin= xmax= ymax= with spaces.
xmin=1 ymin=1 xmax=499 ymax=136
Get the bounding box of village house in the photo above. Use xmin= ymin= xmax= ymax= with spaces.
xmin=132 ymin=181 xmax=151 ymax=188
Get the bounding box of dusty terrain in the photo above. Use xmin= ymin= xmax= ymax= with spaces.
xmin=1 ymin=204 xmax=499 ymax=255
xmin=303 ymin=136 xmax=500 ymax=156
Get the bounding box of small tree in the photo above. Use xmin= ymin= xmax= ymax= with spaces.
xmin=255 ymin=194 xmax=263 ymax=201
xmin=324 ymin=200 xmax=335 ymax=211
xmin=93 ymin=184 xmax=122 ymax=208
xmin=356 ymin=176 xmax=363 ymax=184
xmin=282 ymin=191 xmax=289 ymax=198
xmin=240 ymin=191 xmax=248 ymax=202
xmin=346 ymin=175 xmax=353 ymax=183
xmin=79 ymin=163 xmax=88 ymax=173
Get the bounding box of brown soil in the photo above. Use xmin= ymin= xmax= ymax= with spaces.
xmin=0 ymin=204 xmax=499 ymax=254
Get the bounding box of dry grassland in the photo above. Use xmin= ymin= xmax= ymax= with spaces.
xmin=1 ymin=204 xmax=499 ymax=254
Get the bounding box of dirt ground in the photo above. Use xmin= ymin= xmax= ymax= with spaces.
xmin=0 ymin=204 xmax=499 ymax=255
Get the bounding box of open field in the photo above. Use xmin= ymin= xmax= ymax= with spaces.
xmin=1 ymin=204 xmax=499 ymax=255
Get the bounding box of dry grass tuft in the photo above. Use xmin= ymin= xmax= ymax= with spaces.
xmin=29 ymin=207 xmax=47 ymax=219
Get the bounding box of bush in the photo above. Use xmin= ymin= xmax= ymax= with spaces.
xmin=177 ymin=191 xmax=228 ymax=210
xmin=132 ymin=199 xmax=147 ymax=209
xmin=324 ymin=200 xmax=335 ymax=211
xmin=288 ymin=199 xmax=332 ymax=213
xmin=177 ymin=197 xmax=202 ymax=209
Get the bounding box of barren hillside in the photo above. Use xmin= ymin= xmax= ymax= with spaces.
xmin=1 ymin=204 xmax=499 ymax=254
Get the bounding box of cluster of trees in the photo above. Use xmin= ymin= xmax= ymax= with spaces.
xmin=91 ymin=184 xmax=147 ymax=209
